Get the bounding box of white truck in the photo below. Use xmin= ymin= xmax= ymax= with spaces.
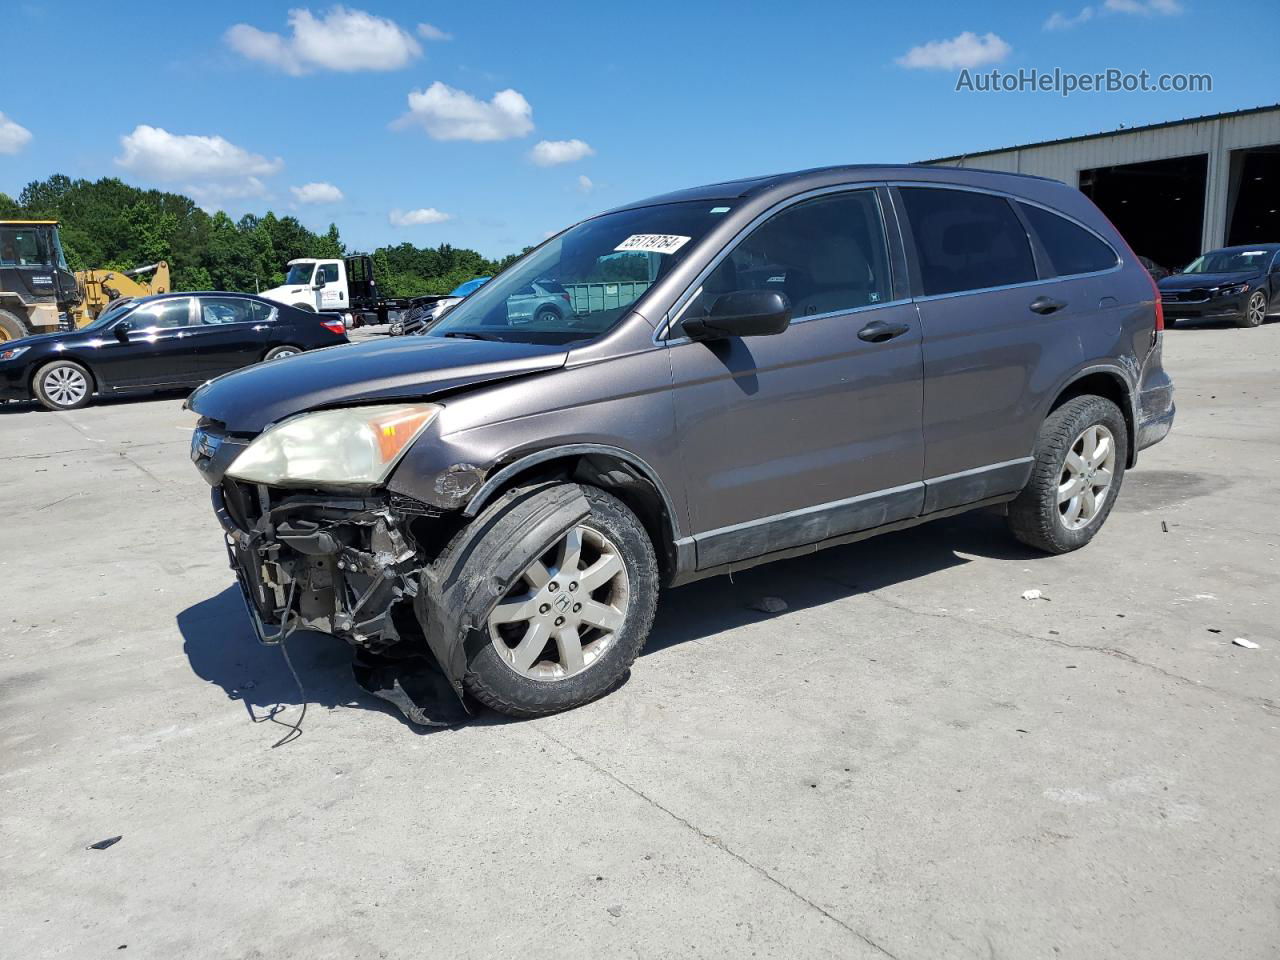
xmin=259 ymin=255 xmax=427 ymax=327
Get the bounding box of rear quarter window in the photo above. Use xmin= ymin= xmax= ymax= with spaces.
xmin=1017 ymin=202 xmax=1118 ymax=277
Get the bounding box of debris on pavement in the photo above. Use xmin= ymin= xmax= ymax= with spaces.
xmin=1021 ymin=589 xmax=1049 ymax=601
xmin=607 ymin=905 xmax=623 ymax=917
xmin=87 ymin=836 xmax=122 ymax=850
xmin=1232 ymin=637 xmax=1260 ymax=649
xmin=750 ymin=596 xmax=789 ymax=614
xmin=1161 ymin=521 xmax=1169 ymax=533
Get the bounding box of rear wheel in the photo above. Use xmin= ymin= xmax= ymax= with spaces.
xmin=460 ymin=486 xmax=659 ymax=717
xmin=1238 ymin=290 xmax=1267 ymax=328
xmin=264 ymin=345 xmax=301 ymax=361
xmin=534 ymin=305 xmax=561 ymax=325
xmin=0 ymin=307 xmax=28 ymax=342
xmin=33 ymin=360 xmax=93 ymax=411
xmin=1007 ymin=395 xmax=1127 ymax=554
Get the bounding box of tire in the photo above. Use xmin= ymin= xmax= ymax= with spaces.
xmin=33 ymin=359 xmax=94 ymax=411
xmin=1238 ymin=290 xmax=1267 ymax=328
xmin=1007 ymin=395 xmax=1128 ymax=554
xmin=264 ymin=345 xmax=302 ymax=361
xmin=455 ymin=485 xmax=659 ymax=717
xmin=534 ymin=305 xmax=561 ymax=325
xmin=0 ymin=307 xmax=29 ymax=342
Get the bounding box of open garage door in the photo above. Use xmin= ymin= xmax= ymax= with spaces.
xmin=1226 ymin=147 xmax=1280 ymax=246
xmin=1079 ymin=154 xmax=1207 ymax=273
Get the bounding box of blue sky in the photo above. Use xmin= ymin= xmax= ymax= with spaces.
xmin=2 ymin=0 xmax=1275 ymax=258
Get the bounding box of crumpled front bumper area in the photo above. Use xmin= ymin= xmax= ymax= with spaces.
xmin=213 ymin=480 xmax=469 ymax=726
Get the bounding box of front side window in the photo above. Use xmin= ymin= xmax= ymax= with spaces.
xmin=677 ymin=190 xmax=891 ymax=330
xmin=285 ymin=263 xmax=315 ymax=285
xmin=1017 ymin=202 xmax=1117 ymax=277
xmin=429 ymin=200 xmax=731 ymax=345
xmin=132 ymin=298 xmax=192 ymax=329
xmin=900 ymin=187 xmax=1036 ymax=296
xmin=0 ymin=227 xmax=52 ymax=267
xmin=319 ymin=263 xmax=339 ymax=284
xmin=199 ymin=297 xmax=255 ymax=325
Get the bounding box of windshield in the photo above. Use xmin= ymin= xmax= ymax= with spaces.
xmin=85 ymin=300 xmax=137 ymax=330
xmin=1183 ymin=249 xmax=1274 ymax=274
xmin=428 ymin=200 xmax=732 ymax=345
xmin=285 ymin=263 xmax=315 ymax=285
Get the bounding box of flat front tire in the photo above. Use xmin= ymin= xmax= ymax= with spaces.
xmin=459 ymin=485 xmax=659 ymax=717
xmin=34 ymin=360 xmax=93 ymax=411
xmin=1007 ymin=395 xmax=1128 ymax=554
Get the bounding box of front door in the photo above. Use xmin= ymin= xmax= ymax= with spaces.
xmin=94 ymin=297 xmax=198 ymax=387
xmin=666 ymin=189 xmax=925 ymax=569
xmin=315 ymin=262 xmax=344 ymax=311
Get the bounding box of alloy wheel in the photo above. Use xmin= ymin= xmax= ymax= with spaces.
xmin=1247 ymin=291 xmax=1266 ymax=326
xmin=1057 ymin=424 xmax=1116 ymax=530
xmin=487 ymin=525 xmax=630 ymax=681
xmin=43 ymin=367 xmax=88 ymax=407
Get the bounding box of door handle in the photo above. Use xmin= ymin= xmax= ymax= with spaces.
xmin=1029 ymin=296 xmax=1067 ymax=315
xmin=252 ymin=324 xmax=269 ymax=331
xmin=857 ymin=319 xmax=911 ymax=343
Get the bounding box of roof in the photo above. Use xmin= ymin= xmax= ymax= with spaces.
xmin=925 ymin=103 xmax=1280 ymax=164
xmin=0 ymin=219 xmax=59 ymax=225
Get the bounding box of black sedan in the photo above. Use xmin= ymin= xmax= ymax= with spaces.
xmin=0 ymin=292 xmax=348 ymax=410
xmin=1158 ymin=244 xmax=1280 ymax=328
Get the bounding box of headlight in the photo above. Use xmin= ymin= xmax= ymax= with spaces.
xmin=226 ymin=403 xmax=440 ymax=486
xmin=1217 ymin=282 xmax=1250 ymax=297
xmin=0 ymin=346 xmax=29 ymax=362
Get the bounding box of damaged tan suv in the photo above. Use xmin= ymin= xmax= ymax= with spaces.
xmin=189 ymin=164 xmax=1174 ymax=723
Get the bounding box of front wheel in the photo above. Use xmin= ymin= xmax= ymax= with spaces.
xmin=1238 ymin=290 xmax=1267 ymax=328
xmin=1007 ymin=395 xmax=1128 ymax=554
xmin=459 ymin=486 xmax=659 ymax=717
xmin=34 ymin=360 xmax=93 ymax=411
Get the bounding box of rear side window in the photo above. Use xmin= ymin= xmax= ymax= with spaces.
xmin=1017 ymin=202 xmax=1118 ymax=277
xmin=198 ymin=297 xmax=255 ymax=325
xmin=680 ymin=190 xmax=892 ymax=327
xmin=900 ymin=188 xmax=1036 ymax=296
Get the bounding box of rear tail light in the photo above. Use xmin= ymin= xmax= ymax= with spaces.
xmin=321 ymin=318 xmax=345 ymax=335
xmin=1151 ymin=278 xmax=1164 ymax=332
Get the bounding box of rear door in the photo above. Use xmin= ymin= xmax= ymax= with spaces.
xmin=895 ymin=185 xmax=1090 ymax=511
xmin=667 ymin=187 xmax=925 ymax=568
xmin=186 ymin=296 xmax=270 ymax=377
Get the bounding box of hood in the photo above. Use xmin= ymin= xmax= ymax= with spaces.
xmin=1158 ymin=271 xmax=1260 ymax=291
xmin=1 ymin=329 xmax=74 ymax=351
xmin=259 ymin=285 xmax=311 ymax=301
xmin=189 ymin=335 xmax=568 ymax=432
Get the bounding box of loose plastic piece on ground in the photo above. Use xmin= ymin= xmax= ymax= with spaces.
xmin=1021 ymin=589 xmax=1049 ymax=601
xmin=1232 ymin=637 xmax=1260 ymax=649
xmin=88 ymin=836 xmax=122 ymax=850
xmin=750 ymin=596 xmax=788 ymax=614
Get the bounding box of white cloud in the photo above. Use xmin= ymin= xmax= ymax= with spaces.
xmin=1104 ymin=0 xmax=1182 ymax=13
xmin=395 ymin=82 xmax=533 ymax=141
xmin=1044 ymin=7 xmax=1095 ymax=29
xmin=116 ymin=125 xmax=282 ymax=181
xmin=0 ymin=112 xmax=32 ymax=154
xmin=896 ymin=31 xmax=1011 ymax=70
xmin=186 ymin=178 xmax=270 ymax=210
xmin=389 ymin=207 xmax=452 ymax=226
xmin=417 ymin=22 xmax=451 ymax=41
xmin=226 ymin=6 xmax=422 ymax=75
xmin=577 ymin=175 xmax=594 ymax=193
xmin=290 ymin=181 xmax=344 ymax=204
xmin=530 ymin=138 xmax=595 ymax=167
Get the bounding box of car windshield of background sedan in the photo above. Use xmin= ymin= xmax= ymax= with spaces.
xmin=1183 ymin=248 xmax=1273 ymax=274
xmin=427 ymin=201 xmax=732 ymax=345
xmin=285 ymin=263 xmax=315 ymax=285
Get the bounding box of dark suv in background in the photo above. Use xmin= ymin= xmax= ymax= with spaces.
xmin=189 ymin=165 xmax=1174 ymax=722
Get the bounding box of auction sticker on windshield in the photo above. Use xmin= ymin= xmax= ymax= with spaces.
xmin=615 ymin=234 xmax=691 ymax=255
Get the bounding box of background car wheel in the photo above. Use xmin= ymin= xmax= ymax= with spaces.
xmin=534 ymin=305 xmax=561 ymax=325
xmin=264 ymin=345 xmax=301 ymax=361
xmin=0 ymin=307 xmax=28 ymax=342
xmin=1238 ymin=290 xmax=1267 ymax=328
xmin=33 ymin=360 xmax=93 ymax=411
xmin=1006 ymin=394 xmax=1128 ymax=554
xmin=458 ymin=485 xmax=659 ymax=717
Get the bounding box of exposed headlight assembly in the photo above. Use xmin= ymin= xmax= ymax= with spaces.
xmin=226 ymin=403 xmax=440 ymax=486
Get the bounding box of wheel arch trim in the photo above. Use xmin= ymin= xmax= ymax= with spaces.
xmin=462 ymin=443 xmax=684 ymax=539
xmin=1046 ymin=362 xmax=1138 ymax=466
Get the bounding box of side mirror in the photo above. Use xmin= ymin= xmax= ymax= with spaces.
xmin=682 ymin=290 xmax=791 ymax=341
xmin=114 ymin=320 xmax=132 ymax=342
xmin=313 ymin=277 xmax=326 ymax=289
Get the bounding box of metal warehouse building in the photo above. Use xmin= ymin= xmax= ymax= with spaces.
xmin=926 ymin=104 xmax=1280 ymax=272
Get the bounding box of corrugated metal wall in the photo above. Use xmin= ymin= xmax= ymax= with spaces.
xmin=928 ymin=108 xmax=1280 ymax=251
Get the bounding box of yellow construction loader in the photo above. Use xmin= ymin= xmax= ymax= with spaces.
xmin=0 ymin=219 xmax=171 ymax=340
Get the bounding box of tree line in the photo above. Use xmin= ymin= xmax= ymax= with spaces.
xmin=0 ymin=174 xmax=524 ymax=298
